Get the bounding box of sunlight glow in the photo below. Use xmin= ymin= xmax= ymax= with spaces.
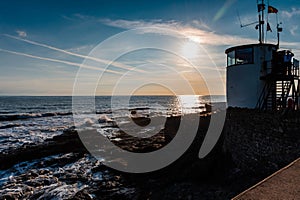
xmin=187 ymin=35 xmax=202 ymax=43
xmin=181 ymin=40 xmax=200 ymax=59
xmin=178 ymin=95 xmax=201 ymax=114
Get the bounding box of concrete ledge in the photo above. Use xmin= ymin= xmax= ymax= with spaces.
xmin=232 ymin=157 xmax=300 ymax=200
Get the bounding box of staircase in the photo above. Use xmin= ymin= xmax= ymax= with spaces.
xmin=276 ymin=81 xmax=292 ymax=109
xmin=256 ymin=81 xmax=273 ymax=110
xmin=256 ymin=80 xmax=292 ymax=110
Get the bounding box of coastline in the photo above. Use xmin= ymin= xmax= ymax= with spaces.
xmin=0 ymin=108 xmax=299 ymax=199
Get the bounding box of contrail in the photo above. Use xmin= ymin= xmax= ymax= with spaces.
xmin=3 ymin=34 xmax=145 ymax=73
xmin=0 ymin=48 xmax=122 ymax=75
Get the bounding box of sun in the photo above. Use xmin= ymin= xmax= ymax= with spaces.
xmin=181 ymin=39 xmax=200 ymax=59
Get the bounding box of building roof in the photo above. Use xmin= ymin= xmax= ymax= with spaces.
xmin=225 ymin=43 xmax=277 ymax=54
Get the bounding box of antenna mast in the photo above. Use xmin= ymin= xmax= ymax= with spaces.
xmin=276 ymin=17 xmax=283 ymax=48
xmin=257 ymin=0 xmax=265 ymax=43
xmin=238 ymin=0 xmax=282 ymax=46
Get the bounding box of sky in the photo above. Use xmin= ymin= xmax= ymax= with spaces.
xmin=0 ymin=0 xmax=300 ymax=96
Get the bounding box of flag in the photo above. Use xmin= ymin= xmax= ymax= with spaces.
xmin=267 ymin=22 xmax=272 ymax=32
xmin=268 ymin=5 xmax=278 ymax=13
xmin=257 ymin=4 xmax=265 ymax=12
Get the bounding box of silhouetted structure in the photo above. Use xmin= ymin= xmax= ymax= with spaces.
xmin=225 ymin=0 xmax=300 ymax=110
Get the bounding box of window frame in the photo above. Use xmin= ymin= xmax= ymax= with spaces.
xmin=227 ymin=47 xmax=254 ymax=67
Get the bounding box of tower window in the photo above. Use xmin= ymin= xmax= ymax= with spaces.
xmin=227 ymin=51 xmax=235 ymax=66
xmin=227 ymin=47 xmax=253 ymax=66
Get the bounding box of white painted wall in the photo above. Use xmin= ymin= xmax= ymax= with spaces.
xmin=226 ymin=44 xmax=276 ymax=108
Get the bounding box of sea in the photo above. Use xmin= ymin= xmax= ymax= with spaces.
xmin=0 ymin=95 xmax=225 ymax=198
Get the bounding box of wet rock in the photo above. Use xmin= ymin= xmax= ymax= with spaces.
xmin=30 ymin=183 xmax=79 ymax=200
xmin=24 ymin=175 xmax=58 ymax=187
xmin=0 ymin=129 xmax=88 ymax=170
xmin=71 ymin=189 xmax=93 ymax=200
xmin=0 ymin=184 xmax=34 ymax=199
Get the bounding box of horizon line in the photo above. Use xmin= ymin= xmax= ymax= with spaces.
xmin=0 ymin=94 xmax=226 ymax=97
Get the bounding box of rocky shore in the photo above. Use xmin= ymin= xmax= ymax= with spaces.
xmin=1 ymin=108 xmax=300 ymax=199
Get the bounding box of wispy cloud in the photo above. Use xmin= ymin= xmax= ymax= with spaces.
xmin=100 ymin=18 xmax=256 ymax=46
xmin=61 ymin=13 xmax=97 ymax=22
xmin=100 ymin=18 xmax=180 ymax=30
xmin=282 ymin=7 xmax=300 ymax=19
xmin=3 ymin=34 xmax=145 ymax=73
xmin=190 ymin=20 xmax=213 ymax=32
xmin=16 ymin=30 xmax=27 ymax=37
xmin=290 ymin=25 xmax=298 ymax=36
xmin=0 ymin=48 xmax=122 ymax=74
xmin=61 ymin=15 xmax=256 ymax=46
xmin=66 ymin=44 xmax=95 ymax=53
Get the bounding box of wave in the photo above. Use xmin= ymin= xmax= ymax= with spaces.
xmin=0 ymin=124 xmax=21 ymax=129
xmin=0 ymin=112 xmax=73 ymax=122
xmin=128 ymin=107 xmax=150 ymax=111
xmin=96 ymin=110 xmax=112 ymax=114
xmin=0 ymin=111 xmax=17 ymax=114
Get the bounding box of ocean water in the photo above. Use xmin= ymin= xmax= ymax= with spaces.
xmin=0 ymin=95 xmax=225 ymax=153
xmin=0 ymin=95 xmax=226 ymax=198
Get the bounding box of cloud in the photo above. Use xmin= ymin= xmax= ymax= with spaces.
xmin=282 ymin=7 xmax=300 ymax=19
xmin=73 ymin=13 xmax=96 ymax=20
xmin=290 ymin=25 xmax=298 ymax=36
xmin=59 ymin=15 xmax=255 ymax=47
xmin=0 ymin=48 xmax=122 ymax=74
xmin=279 ymin=8 xmax=300 ymax=37
xmin=100 ymin=18 xmax=256 ymax=46
xmin=16 ymin=30 xmax=27 ymax=37
xmin=62 ymin=13 xmax=96 ymax=22
xmin=100 ymin=18 xmax=180 ymax=30
xmin=190 ymin=20 xmax=212 ymax=31
xmin=4 ymin=34 xmax=145 ymax=73
xmin=66 ymin=44 xmax=95 ymax=53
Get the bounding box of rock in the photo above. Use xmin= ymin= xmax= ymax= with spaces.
xmin=71 ymin=189 xmax=93 ymax=200
xmin=0 ymin=128 xmax=88 ymax=170
xmin=30 ymin=184 xmax=79 ymax=200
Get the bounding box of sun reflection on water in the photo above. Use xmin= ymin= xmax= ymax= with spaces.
xmin=173 ymin=95 xmax=204 ymax=115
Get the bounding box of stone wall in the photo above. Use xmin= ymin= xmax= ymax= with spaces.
xmin=223 ymin=108 xmax=300 ymax=174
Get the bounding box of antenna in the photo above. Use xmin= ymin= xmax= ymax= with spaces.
xmin=237 ymin=10 xmax=242 ymax=27
xmin=237 ymin=0 xmax=281 ymax=46
xmin=277 ymin=21 xmax=282 ymax=48
xmin=236 ymin=10 xmax=258 ymax=28
xmin=257 ymin=0 xmax=265 ymax=43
